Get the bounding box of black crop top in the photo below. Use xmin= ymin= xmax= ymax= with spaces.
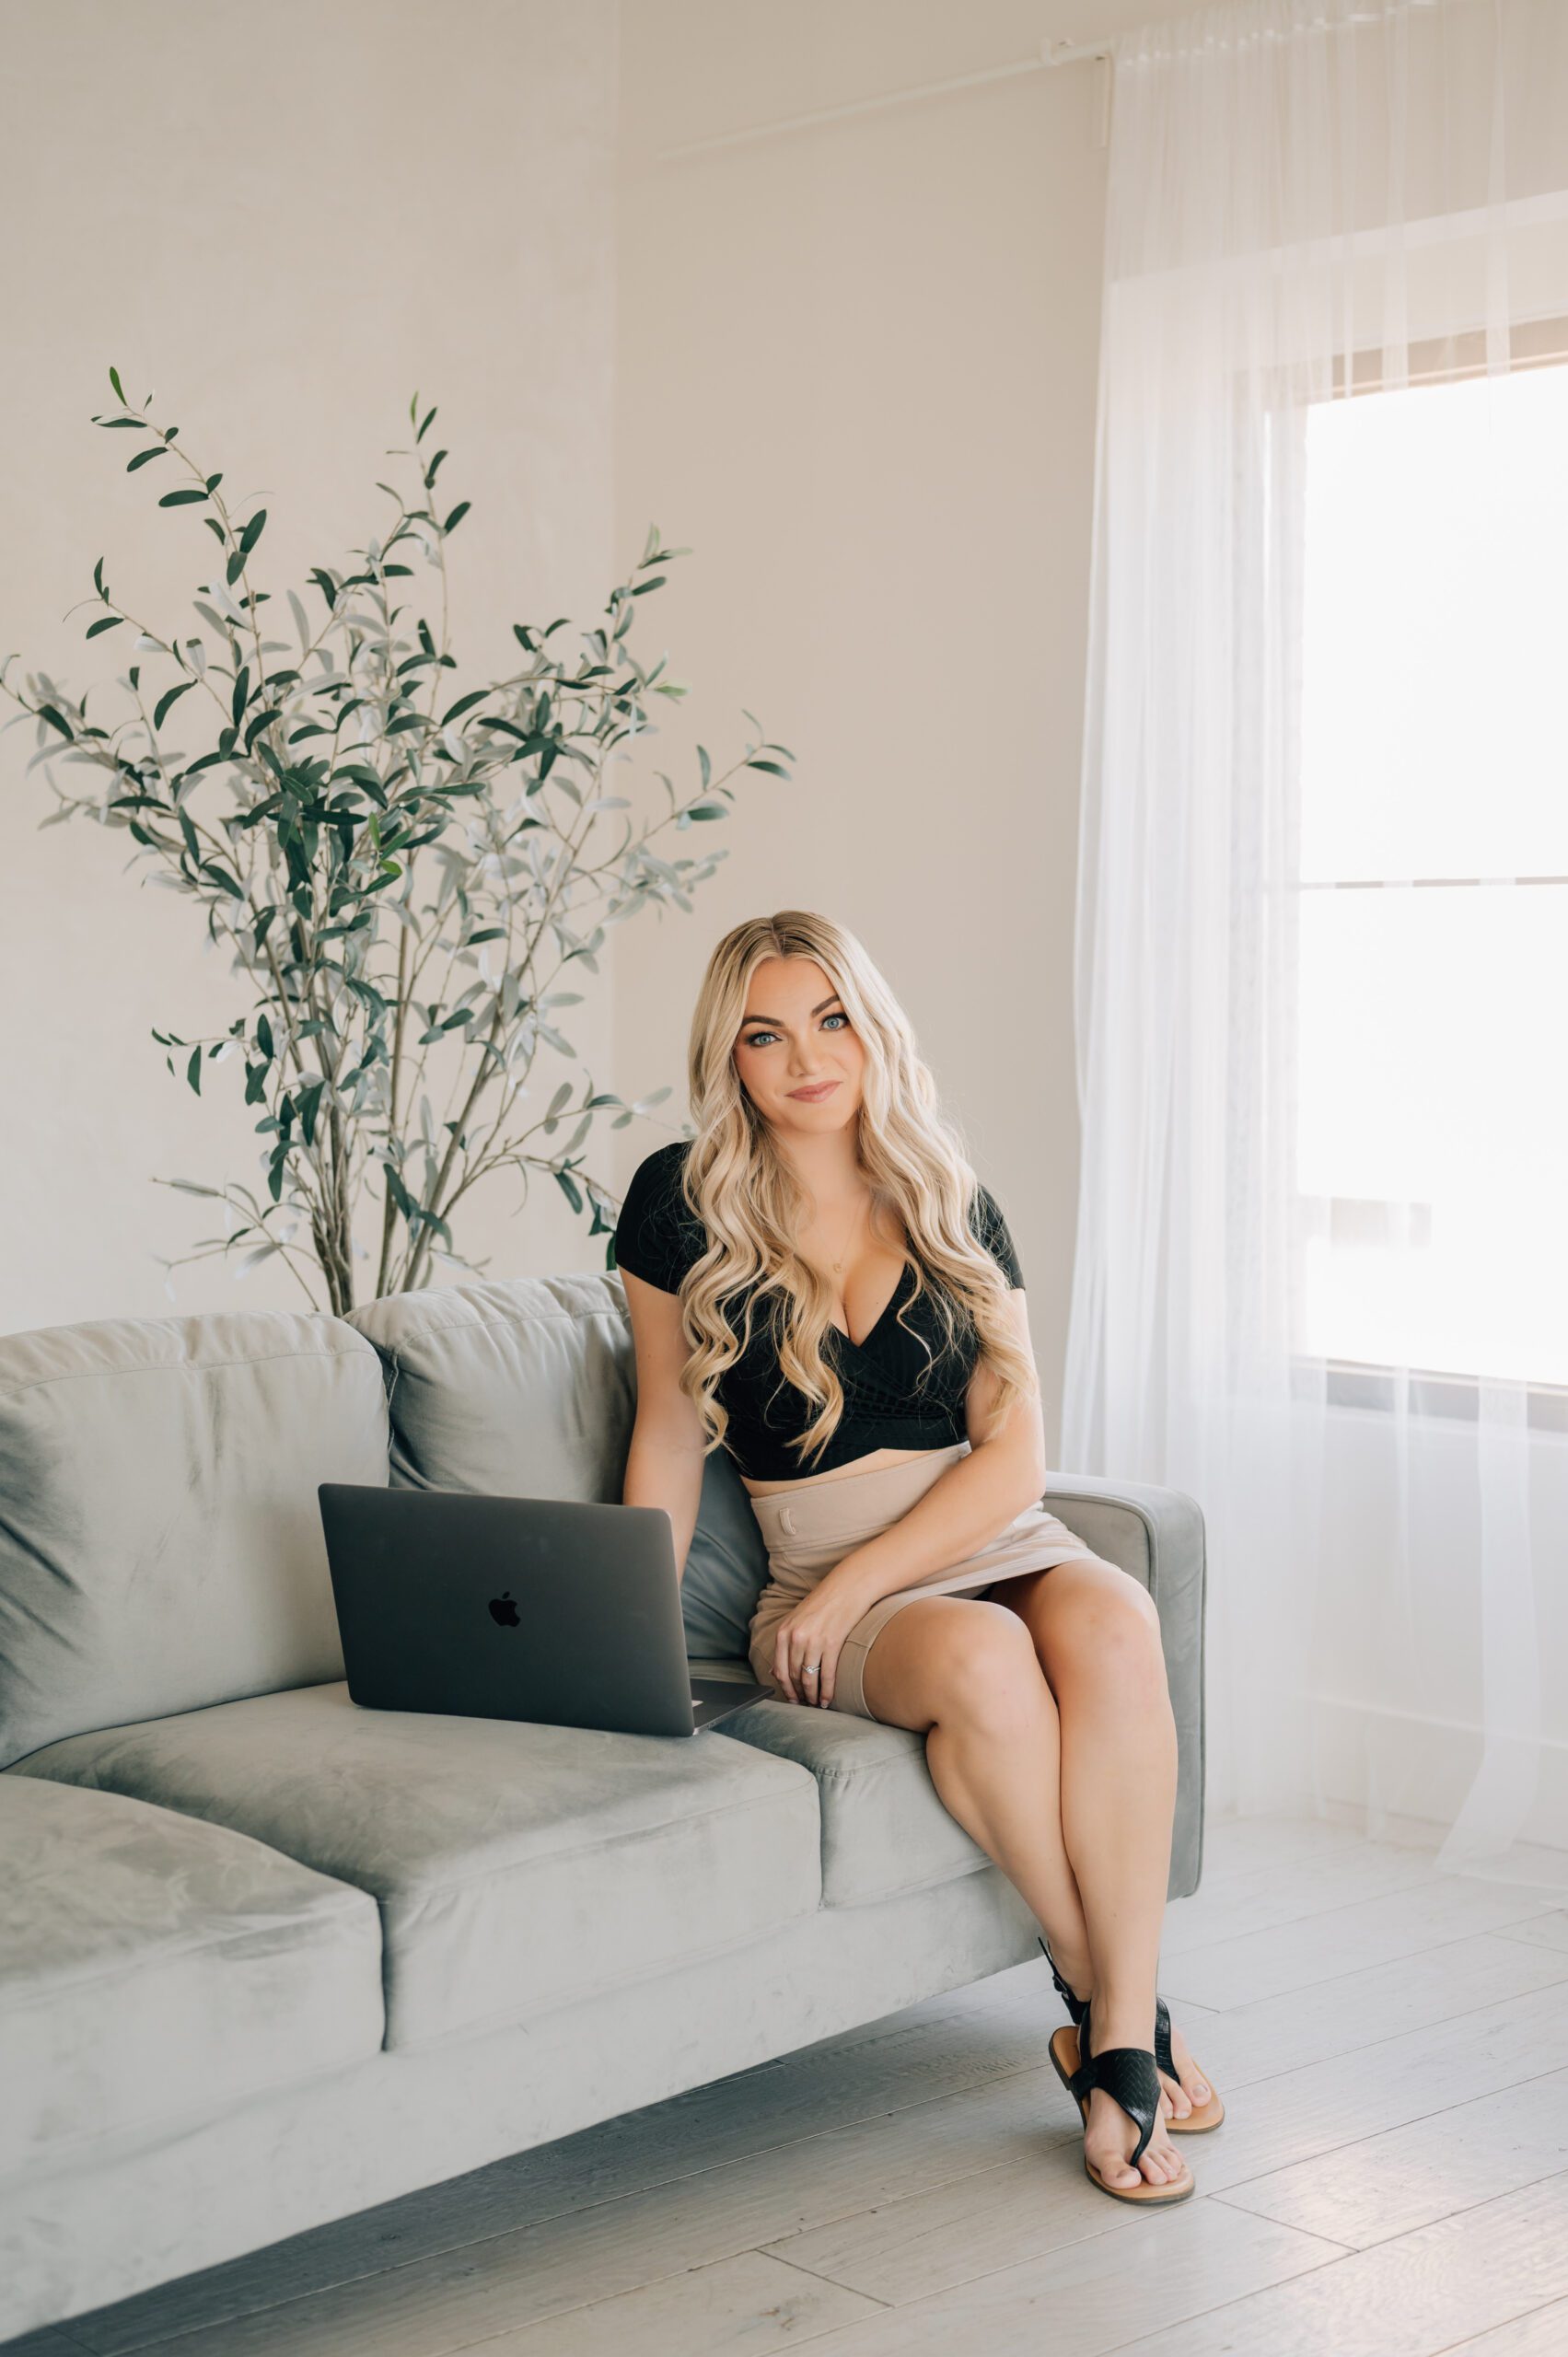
xmin=612 ymin=1139 xmax=1026 ymax=1482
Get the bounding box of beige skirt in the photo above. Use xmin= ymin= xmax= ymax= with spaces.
xmin=745 ymin=1441 xmax=1108 ymax=1721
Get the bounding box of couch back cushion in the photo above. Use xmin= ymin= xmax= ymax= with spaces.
xmin=343 ymin=1272 xmax=771 ymax=1661
xmin=0 ymin=1313 xmax=390 ymax=1771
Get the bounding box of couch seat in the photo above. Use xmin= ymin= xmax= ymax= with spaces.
xmin=12 ymin=1681 xmax=822 ymax=2048
xmin=0 ymin=1773 xmax=383 ymax=2178
xmin=707 ymin=1695 xmax=991 ymax=1906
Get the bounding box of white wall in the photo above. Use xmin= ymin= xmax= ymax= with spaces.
xmin=0 ymin=0 xmax=1196 ymax=1468
xmin=0 ymin=0 xmax=618 ymax=1331
xmin=611 ymin=0 xmax=1194 ymax=1462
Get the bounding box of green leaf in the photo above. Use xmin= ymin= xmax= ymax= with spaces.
xmin=186 ymin=1046 xmax=202 ymax=1095
xmin=85 ymin=615 xmax=122 ymax=638
xmin=238 ymin=508 xmax=267 ymax=557
xmin=383 ymin=1162 xmax=418 ymax=1224
xmin=93 ymin=557 xmax=106 ymax=597
xmin=37 ymin=705 xmax=74 ymax=738
xmin=441 ymin=500 xmax=470 ymax=534
xmin=257 ymin=1013 xmax=274 ymax=1060
xmin=747 ymin=759 xmax=790 ymax=777
xmin=126 ymin=446 xmax=168 ymax=473
xmin=109 ymin=364 xmax=125 ymax=402
xmin=231 ymin=666 xmax=250 ymax=726
xmin=153 ymin=680 xmax=195 ymax=730
xmin=198 ymin=860 xmax=245 ymax=900
xmin=157 ymin=489 xmax=207 ymax=507
xmin=226 ymin=548 xmax=246 ymax=586
xmin=439 ymin=689 xmax=488 ymax=726
xmin=296 ymin=1079 xmax=324 ymax=1146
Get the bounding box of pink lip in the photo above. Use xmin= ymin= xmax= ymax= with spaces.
xmin=788 ymin=1080 xmax=840 ymax=1101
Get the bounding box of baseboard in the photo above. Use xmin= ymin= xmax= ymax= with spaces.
xmin=1310 ymin=1691 xmax=1568 ymax=1864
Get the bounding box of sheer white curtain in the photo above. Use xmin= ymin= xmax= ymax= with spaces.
xmin=1063 ymin=0 xmax=1568 ymax=1884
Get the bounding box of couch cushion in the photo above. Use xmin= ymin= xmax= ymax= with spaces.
xmin=343 ymin=1272 xmax=771 ymax=1662
xmin=0 ymin=1311 xmax=390 ymax=1771
xmin=0 ymin=1772 xmax=383 ymax=2177
xmin=715 ymin=1700 xmax=992 ymax=1907
xmin=15 ymin=1681 xmax=822 ymax=2048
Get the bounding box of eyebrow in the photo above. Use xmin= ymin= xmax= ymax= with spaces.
xmin=740 ymin=993 xmax=842 ymax=1028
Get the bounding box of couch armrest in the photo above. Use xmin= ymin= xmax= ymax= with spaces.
xmin=1042 ymin=1475 xmax=1206 ymax=1900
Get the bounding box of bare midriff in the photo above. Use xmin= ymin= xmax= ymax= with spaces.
xmin=739 ymin=1443 xmax=941 ymax=1498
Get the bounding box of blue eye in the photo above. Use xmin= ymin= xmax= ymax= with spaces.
xmin=741 ymin=1012 xmax=848 ymax=1050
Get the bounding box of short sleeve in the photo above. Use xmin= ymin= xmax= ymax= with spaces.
xmin=613 ymin=1144 xmax=706 ymax=1295
xmin=970 ymin=1183 xmax=1025 ymax=1288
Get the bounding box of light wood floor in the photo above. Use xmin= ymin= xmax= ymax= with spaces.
xmin=14 ymin=1809 xmax=1568 ymax=2357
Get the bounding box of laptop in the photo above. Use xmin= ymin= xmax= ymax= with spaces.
xmin=318 ymin=1482 xmax=771 ymax=1738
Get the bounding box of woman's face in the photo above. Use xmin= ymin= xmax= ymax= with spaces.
xmin=733 ymin=957 xmax=866 ymax=1135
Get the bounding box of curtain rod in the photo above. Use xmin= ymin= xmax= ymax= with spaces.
xmin=651 ymin=39 xmax=1114 ymax=165
xmin=649 ymin=2 xmax=1448 ymax=167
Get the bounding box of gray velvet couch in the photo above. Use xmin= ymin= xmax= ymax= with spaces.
xmin=0 ymin=1271 xmax=1206 ymax=2342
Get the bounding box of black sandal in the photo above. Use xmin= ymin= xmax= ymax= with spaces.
xmin=1038 ymin=1934 xmax=1089 ymax=2028
xmin=1154 ymin=1991 xmax=1225 ymax=2131
xmin=1049 ymin=1998 xmax=1194 ymax=2207
xmin=1040 ymin=1936 xmax=1224 ymax=2133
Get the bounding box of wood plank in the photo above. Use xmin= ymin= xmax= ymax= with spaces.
xmin=1160 ymin=1875 xmax=1557 ymax=2010
xmin=1092 ymin=2169 xmax=1568 ymax=2356
xmin=687 ymin=2201 xmax=1340 ymax=2357
xmin=1164 ymin=1928 xmax=1568 ymax=2092
xmin=470 ymin=2251 xmax=879 ymax=2357
xmin=1443 ymin=2296 xmax=1568 ymax=2353
xmin=1183 ymin=1980 xmax=1568 ymax=2199
xmin=1499 ymin=1910 xmax=1568 ymax=1956
xmin=761 ymin=2147 xmax=1347 ymax=2308
xmin=1158 ymin=1844 xmax=1448 ymax=1961
xmin=1215 ymin=2061 xmax=1568 ymax=2247
xmin=759 ymin=1947 xmax=1568 ymax=2304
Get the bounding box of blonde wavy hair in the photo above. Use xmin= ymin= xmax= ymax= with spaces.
xmin=668 ymin=910 xmax=1039 ymax=1469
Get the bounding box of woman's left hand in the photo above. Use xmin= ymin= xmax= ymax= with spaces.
xmin=771 ymin=1567 xmax=872 ymax=1708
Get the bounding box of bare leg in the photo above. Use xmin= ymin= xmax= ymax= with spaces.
xmin=991 ymin=1558 xmax=1209 ymax=2124
xmin=859 ymin=1594 xmax=1188 ymax=2191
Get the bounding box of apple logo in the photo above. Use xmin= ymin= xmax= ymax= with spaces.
xmin=488 ymin=1591 xmax=520 ymax=1629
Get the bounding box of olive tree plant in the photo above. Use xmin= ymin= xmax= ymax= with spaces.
xmin=1 ymin=369 xmax=790 ymax=1315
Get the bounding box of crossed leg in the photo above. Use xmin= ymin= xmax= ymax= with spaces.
xmin=856 ymin=1562 xmax=1197 ymax=2192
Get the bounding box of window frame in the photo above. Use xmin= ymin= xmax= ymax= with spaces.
xmin=1286 ymin=309 xmax=1568 ymax=1415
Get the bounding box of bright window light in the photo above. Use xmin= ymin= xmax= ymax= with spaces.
xmin=1295 ymin=360 xmax=1568 ymax=1387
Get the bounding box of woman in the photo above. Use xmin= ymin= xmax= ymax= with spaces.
xmin=613 ymin=911 xmax=1221 ymax=2205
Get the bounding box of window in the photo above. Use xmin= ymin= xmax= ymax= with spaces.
xmin=1294 ymin=341 xmax=1568 ymax=1397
